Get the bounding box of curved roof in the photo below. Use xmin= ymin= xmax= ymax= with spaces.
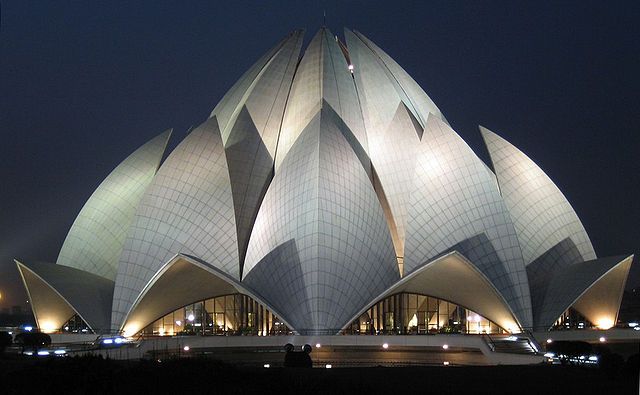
xmin=120 ymin=254 xmax=294 ymax=336
xmin=111 ymin=117 xmax=238 ymax=330
xmin=404 ymin=116 xmax=532 ymax=328
xmin=211 ymin=29 xmax=304 ymax=151
xmin=56 ymin=130 xmax=171 ymax=280
xmin=16 ymin=260 xmax=78 ymax=333
xmin=244 ymin=105 xmax=399 ymax=334
xmin=15 ymin=260 xmax=114 ymax=332
xmin=275 ymin=28 xmax=369 ymax=172
xmin=17 ymin=28 xmax=632 ymax=337
xmin=535 ymin=255 xmax=633 ymax=330
xmin=344 ymin=251 xmax=521 ymax=333
xmin=480 ymin=126 xmax=596 ymax=265
xmin=349 ymin=30 xmax=446 ymax=127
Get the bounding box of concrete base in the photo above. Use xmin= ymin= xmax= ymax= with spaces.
xmin=48 ymin=334 xmax=545 ymax=366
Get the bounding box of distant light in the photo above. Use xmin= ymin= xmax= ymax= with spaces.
xmin=24 ymin=326 xmax=33 ymax=332
xmin=382 ymin=343 xmax=389 ymax=349
xmin=175 ymin=320 xmax=182 ymax=326
xmin=54 ymin=350 xmax=66 ymax=355
xmin=64 ymin=326 xmax=69 ymax=331
xmin=546 ymin=339 xmax=553 ymax=344
xmin=348 ymin=64 xmax=354 ymax=73
xmin=596 ymin=318 xmax=614 ymax=330
xmin=505 ymin=336 xmax=518 ymax=341
xmin=599 ymin=337 xmax=606 ymax=343
xmin=187 ymin=314 xmax=195 ymax=322
xmin=443 ymin=361 xmax=450 ymax=366
xmin=634 ymin=327 xmax=640 ymax=331
xmin=263 ymin=364 xmax=270 ymax=368
xmin=543 ymin=352 xmax=555 ymax=358
xmin=183 ymin=346 xmax=190 ymax=351
xmin=315 ymin=343 xmax=321 ymax=348
xmin=37 ymin=351 xmax=49 ymax=356
xmin=114 ymin=337 xmax=124 ymax=344
xmin=8 ymin=331 xmax=12 ymax=335
xmin=24 ymin=351 xmax=33 ymax=356
xmin=325 ymin=364 xmax=332 ymax=369
xmin=102 ymin=339 xmax=113 ymax=344
xmin=589 ymin=356 xmax=598 ymax=361
xmin=453 ymin=321 xmax=459 ymax=325
xmin=629 ymin=322 xmax=638 ymax=327
xmin=442 ymin=344 xmax=449 ymax=350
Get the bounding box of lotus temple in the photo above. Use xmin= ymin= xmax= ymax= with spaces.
xmin=14 ymin=28 xmax=634 ymax=361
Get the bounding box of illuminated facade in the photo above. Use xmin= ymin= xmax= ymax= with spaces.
xmin=16 ymin=28 xmax=633 ymax=337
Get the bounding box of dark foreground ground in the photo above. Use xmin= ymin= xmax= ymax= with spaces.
xmin=0 ymin=355 xmax=638 ymax=394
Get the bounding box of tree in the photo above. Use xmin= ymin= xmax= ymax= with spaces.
xmin=14 ymin=332 xmax=51 ymax=353
xmin=0 ymin=331 xmax=12 ymax=356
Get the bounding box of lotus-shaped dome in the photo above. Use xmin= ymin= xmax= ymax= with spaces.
xmin=16 ymin=29 xmax=633 ymax=336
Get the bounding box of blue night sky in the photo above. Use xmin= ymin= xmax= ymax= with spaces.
xmin=1 ymin=1 xmax=638 ymax=308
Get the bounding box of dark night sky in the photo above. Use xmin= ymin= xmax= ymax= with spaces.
xmin=1 ymin=1 xmax=639 ymax=309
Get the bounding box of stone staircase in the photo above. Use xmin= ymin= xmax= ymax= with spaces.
xmin=485 ymin=335 xmax=539 ymax=355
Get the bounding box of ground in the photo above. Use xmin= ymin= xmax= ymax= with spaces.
xmin=0 ymin=355 xmax=638 ymax=394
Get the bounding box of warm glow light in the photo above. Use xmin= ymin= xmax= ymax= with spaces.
xmin=40 ymin=321 xmax=58 ymax=334
xmin=382 ymin=343 xmax=389 ymax=349
xmin=122 ymin=324 xmax=140 ymax=338
xmin=596 ymin=318 xmax=614 ymax=330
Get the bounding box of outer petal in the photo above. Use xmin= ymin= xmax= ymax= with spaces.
xmin=112 ymin=117 xmax=237 ymax=330
xmin=404 ymin=116 xmax=532 ymax=329
xmin=480 ymin=126 xmax=596 ymax=265
xmin=56 ymin=130 xmax=171 ymax=280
